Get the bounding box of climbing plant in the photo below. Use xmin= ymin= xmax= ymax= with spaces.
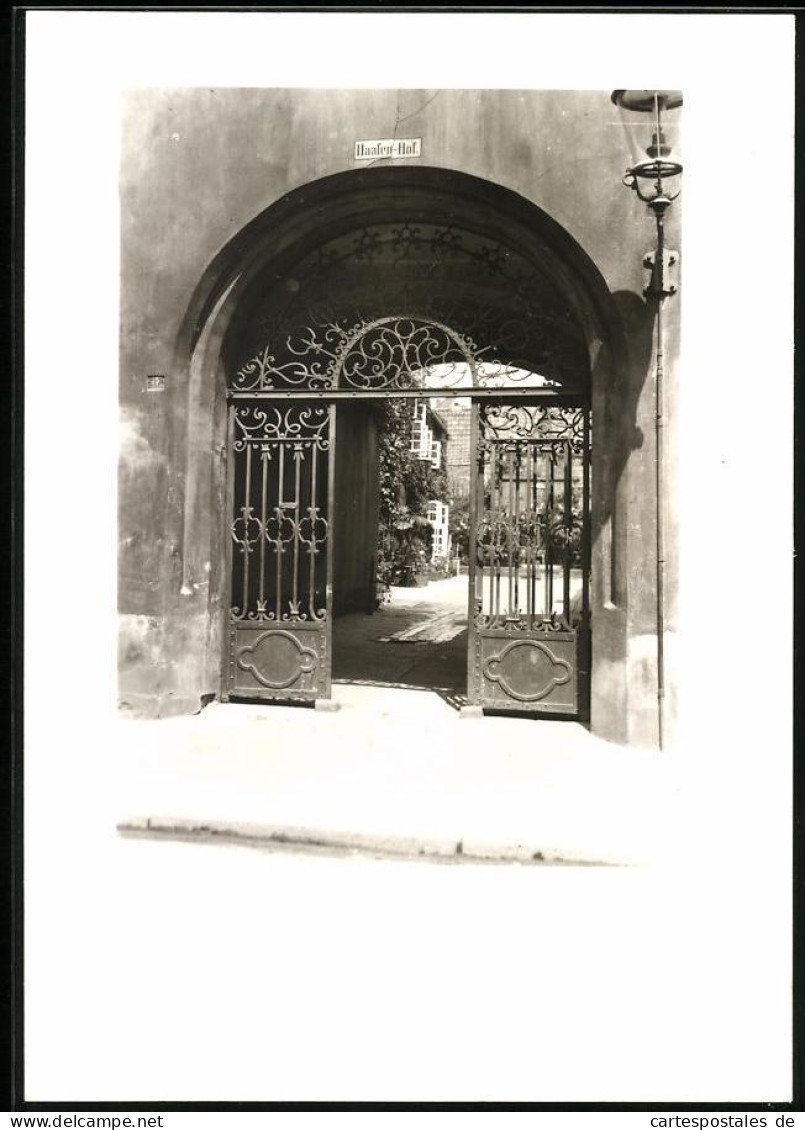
xmin=375 ymin=399 xmax=449 ymax=586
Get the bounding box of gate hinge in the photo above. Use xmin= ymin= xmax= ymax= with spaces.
xmin=643 ymin=248 xmax=679 ymax=299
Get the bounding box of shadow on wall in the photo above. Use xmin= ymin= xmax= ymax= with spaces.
xmin=587 ymin=287 xmax=658 ymax=745
xmin=597 ymin=289 xmax=656 ymax=608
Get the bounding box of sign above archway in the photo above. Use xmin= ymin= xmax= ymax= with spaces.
xmin=354 ymin=138 xmax=421 ymax=160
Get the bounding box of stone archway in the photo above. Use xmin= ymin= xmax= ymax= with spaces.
xmin=175 ymin=167 xmax=631 ymax=739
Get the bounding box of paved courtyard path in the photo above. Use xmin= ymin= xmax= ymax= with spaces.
xmin=332 ymin=574 xmax=470 ymax=696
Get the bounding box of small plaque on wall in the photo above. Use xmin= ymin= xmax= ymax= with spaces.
xmin=354 ymin=138 xmax=422 ymax=161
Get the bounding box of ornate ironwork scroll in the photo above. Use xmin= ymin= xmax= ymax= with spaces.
xmin=233 ymin=315 xmax=573 ymax=395
xmin=226 ymin=223 xmax=590 ymax=395
xmin=334 ymin=318 xmax=476 ymax=391
xmin=226 ymin=401 xmax=332 ymax=702
xmin=468 ymin=402 xmax=590 ymax=716
xmin=478 ymin=404 xmax=587 ymax=452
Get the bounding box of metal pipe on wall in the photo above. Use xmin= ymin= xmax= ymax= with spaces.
xmin=653 ymin=213 xmax=667 ymax=751
xmin=611 ymin=88 xmax=682 ymax=752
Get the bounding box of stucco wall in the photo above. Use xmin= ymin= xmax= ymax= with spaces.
xmin=118 ymin=87 xmax=680 ymax=747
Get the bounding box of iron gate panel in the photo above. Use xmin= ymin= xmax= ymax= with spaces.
xmin=468 ymin=402 xmax=590 ymax=715
xmin=225 ymin=402 xmax=334 ymax=702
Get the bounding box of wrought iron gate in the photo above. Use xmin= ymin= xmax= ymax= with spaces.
xmin=222 ymin=219 xmax=593 ymax=712
xmin=468 ymin=402 xmax=590 ymax=716
xmin=224 ymin=401 xmax=334 ymax=702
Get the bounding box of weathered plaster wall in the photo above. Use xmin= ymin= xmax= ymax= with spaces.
xmin=118 ymin=87 xmax=680 ymax=747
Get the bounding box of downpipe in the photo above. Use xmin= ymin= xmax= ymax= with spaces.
xmin=647 ymin=203 xmax=675 ymax=751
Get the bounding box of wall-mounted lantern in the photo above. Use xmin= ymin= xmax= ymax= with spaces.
xmin=611 ymin=89 xmax=682 ymax=299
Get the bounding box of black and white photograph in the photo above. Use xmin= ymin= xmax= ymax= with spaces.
xmin=117 ymin=85 xmax=673 ymax=743
xmin=116 ymin=83 xmax=682 ymax=839
xmin=18 ymin=9 xmax=796 ymax=1110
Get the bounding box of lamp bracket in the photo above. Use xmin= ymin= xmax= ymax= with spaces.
xmin=642 ymin=248 xmax=679 ymax=299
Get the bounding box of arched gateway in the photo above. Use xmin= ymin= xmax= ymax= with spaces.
xmin=180 ymin=168 xmax=624 ymax=720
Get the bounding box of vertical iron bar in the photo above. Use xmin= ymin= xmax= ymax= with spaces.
xmin=259 ymin=448 xmax=268 ymax=610
xmin=513 ymin=442 xmax=521 ymax=618
xmin=543 ymin=448 xmax=551 ymax=617
xmin=309 ymin=436 xmax=318 ymax=620
xmin=243 ymin=441 xmax=252 ymax=616
xmin=531 ymin=445 xmax=538 ymax=622
xmin=467 ymin=401 xmax=480 ymax=701
xmin=324 ymin=403 xmax=335 ymax=697
xmin=489 ymin=441 xmax=497 ymax=624
xmin=525 ymin=443 xmax=533 ymax=629
xmin=581 ymin=407 xmax=592 ymax=722
xmin=275 ymin=442 xmax=285 ymax=619
xmin=506 ymin=445 xmax=515 ymax=617
xmin=478 ymin=438 xmax=486 ymax=621
xmin=563 ymin=440 xmax=572 ymax=622
xmin=493 ymin=444 xmax=501 ymax=624
xmin=222 ymin=406 xmax=236 ymax=701
xmin=292 ymin=445 xmax=302 ymax=611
